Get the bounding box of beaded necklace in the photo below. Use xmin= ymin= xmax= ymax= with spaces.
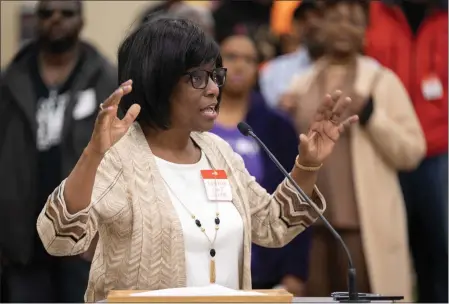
xmin=161 ymin=177 xmax=221 ymax=283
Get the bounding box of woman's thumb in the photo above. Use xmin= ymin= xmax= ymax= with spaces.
xmin=299 ymin=133 xmax=310 ymax=152
xmin=299 ymin=133 xmax=309 ymax=144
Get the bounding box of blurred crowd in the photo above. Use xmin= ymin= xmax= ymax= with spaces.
xmin=0 ymin=0 xmax=447 ymax=302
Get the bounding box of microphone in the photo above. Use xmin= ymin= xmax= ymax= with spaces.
xmin=237 ymin=122 xmax=361 ymax=303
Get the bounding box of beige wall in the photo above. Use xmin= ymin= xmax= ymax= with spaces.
xmin=1 ymin=1 xmax=211 ymax=68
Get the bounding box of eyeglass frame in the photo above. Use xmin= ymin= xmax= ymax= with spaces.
xmin=183 ymin=67 xmax=227 ymax=90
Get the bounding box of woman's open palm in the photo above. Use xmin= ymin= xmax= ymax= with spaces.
xmin=298 ymin=90 xmax=359 ymax=166
xmin=89 ymin=80 xmax=141 ymax=155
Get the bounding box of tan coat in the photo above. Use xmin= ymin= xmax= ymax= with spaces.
xmin=36 ymin=123 xmax=326 ymax=302
xmin=288 ymin=56 xmax=426 ymax=301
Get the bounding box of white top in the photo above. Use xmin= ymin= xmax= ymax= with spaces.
xmin=155 ymin=151 xmax=244 ymax=289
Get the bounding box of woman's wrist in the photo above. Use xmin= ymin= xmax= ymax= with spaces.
xmin=295 ymin=156 xmax=322 ymax=172
xmin=84 ymin=143 xmax=106 ymax=163
xmin=291 ymin=157 xmax=319 ymax=197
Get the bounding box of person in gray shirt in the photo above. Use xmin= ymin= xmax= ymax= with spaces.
xmin=259 ymin=1 xmax=324 ymax=110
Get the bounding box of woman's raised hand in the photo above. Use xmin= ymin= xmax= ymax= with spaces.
xmin=88 ymin=80 xmax=140 ymax=156
xmin=297 ymin=90 xmax=359 ymax=166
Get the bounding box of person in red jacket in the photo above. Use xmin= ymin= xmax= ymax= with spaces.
xmin=365 ymin=0 xmax=448 ymax=302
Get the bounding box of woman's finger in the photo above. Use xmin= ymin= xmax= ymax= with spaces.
xmin=298 ymin=133 xmax=310 ymax=152
xmin=338 ymin=115 xmax=359 ymax=133
xmin=316 ymin=94 xmax=336 ymax=120
xmin=102 ymin=87 xmax=124 ymax=108
xmin=331 ymin=96 xmax=352 ymax=122
xmin=102 ymin=85 xmax=132 ymax=109
xmin=330 ymin=90 xmax=343 ymax=104
xmin=121 ymin=104 xmax=141 ymax=126
xmin=96 ymin=105 xmax=115 ymax=129
xmin=119 ymin=79 xmax=133 ymax=88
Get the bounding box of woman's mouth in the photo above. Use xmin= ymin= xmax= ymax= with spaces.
xmin=200 ymin=105 xmax=218 ymax=120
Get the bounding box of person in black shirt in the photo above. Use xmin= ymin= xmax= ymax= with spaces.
xmin=0 ymin=1 xmax=116 ymax=302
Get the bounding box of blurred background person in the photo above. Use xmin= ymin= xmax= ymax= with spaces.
xmin=140 ymin=2 xmax=214 ymax=37
xmin=259 ymin=0 xmax=325 ymax=110
xmin=211 ymin=32 xmax=312 ymax=296
xmin=0 ymin=0 xmax=116 ymax=302
xmin=139 ymin=0 xmax=182 ymax=24
xmin=365 ymin=1 xmax=448 ymax=302
xmin=269 ymin=0 xmax=302 ymax=55
xmin=286 ymin=0 xmax=426 ymax=299
xmin=213 ymin=0 xmax=279 ymax=64
xmin=167 ymin=2 xmax=215 ymax=36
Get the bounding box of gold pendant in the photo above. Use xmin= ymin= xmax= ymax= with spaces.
xmin=210 ymin=259 xmax=216 ymax=283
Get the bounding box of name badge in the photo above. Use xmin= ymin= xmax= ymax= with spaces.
xmin=422 ymin=74 xmax=443 ymax=101
xmin=200 ymin=170 xmax=232 ymax=201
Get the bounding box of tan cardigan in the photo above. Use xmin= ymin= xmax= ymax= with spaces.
xmin=37 ymin=123 xmax=326 ymax=302
xmin=288 ymin=56 xmax=426 ymax=301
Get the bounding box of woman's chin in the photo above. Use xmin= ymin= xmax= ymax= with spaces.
xmin=193 ymin=120 xmax=217 ymax=133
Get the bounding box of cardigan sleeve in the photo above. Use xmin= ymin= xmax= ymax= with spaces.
xmin=36 ymin=147 xmax=127 ymax=256
xmin=232 ymin=152 xmax=325 ymax=247
xmin=205 ymin=132 xmax=326 ymax=248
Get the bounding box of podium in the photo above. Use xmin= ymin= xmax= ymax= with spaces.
xmin=107 ymin=289 xmax=293 ymax=303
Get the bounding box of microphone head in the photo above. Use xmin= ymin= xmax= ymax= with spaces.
xmin=237 ymin=122 xmax=252 ymax=136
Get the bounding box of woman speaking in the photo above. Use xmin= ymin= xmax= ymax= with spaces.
xmin=36 ymin=17 xmax=358 ymax=302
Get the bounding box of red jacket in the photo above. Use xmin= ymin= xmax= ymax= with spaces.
xmin=365 ymin=1 xmax=448 ymax=157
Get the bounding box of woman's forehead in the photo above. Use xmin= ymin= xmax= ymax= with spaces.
xmin=187 ymin=61 xmax=216 ymax=72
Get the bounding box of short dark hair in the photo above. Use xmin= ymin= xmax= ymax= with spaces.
xmin=322 ymin=0 xmax=370 ymax=18
xmin=37 ymin=0 xmax=84 ymax=15
xmin=293 ymin=0 xmax=320 ymax=21
xmin=118 ymin=16 xmax=222 ymax=130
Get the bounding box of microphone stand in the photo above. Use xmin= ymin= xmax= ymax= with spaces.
xmin=247 ymin=129 xmax=364 ymax=303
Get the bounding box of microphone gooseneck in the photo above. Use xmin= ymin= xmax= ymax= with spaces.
xmin=237 ymin=122 xmax=360 ymax=303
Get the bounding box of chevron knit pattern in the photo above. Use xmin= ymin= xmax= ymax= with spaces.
xmin=36 ymin=123 xmax=326 ymax=302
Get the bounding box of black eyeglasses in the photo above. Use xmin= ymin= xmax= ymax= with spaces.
xmin=37 ymin=8 xmax=78 ymax=19
xmin=184 ymin=67 xmax=227 ymax=90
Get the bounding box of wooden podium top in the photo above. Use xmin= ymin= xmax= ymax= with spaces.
xmin=107 ymin=289 xmax=293 ymax=303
